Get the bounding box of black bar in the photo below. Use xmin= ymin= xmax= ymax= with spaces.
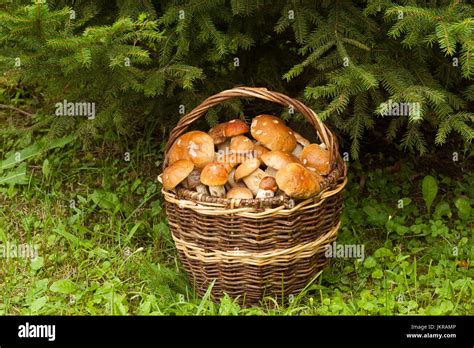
xmin=0 ymin=316 xmax=472 ymax=346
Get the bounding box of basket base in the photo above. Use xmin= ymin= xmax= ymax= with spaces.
xmin=178 ymin=250 xmax=331 ymax=306
xmin=171 ymin=220 xmax=340 ymax=306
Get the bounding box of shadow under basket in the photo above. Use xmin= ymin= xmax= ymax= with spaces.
xmin=160 ymin=87 xmax=348 ymax=306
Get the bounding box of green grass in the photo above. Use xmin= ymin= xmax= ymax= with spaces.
xmin=0 ymin=128 xmax=472 ymax=315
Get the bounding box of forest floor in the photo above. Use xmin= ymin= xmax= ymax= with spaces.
xmin=0 ymin=118 xmax=472 ymax=315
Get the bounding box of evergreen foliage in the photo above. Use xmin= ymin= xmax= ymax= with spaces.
xmin=0 ymin=0 xmax=472 ymax=156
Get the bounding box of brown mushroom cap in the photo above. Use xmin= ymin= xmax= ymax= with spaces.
xmin=300 ymin=143 xmax=331 ymax=175
xmin=259 ymin=176 xmax=278 ymax=192
xmin=226 ymin=186 xmax=254 ymax=199
xmin=234 ymin=158 xmax=261 ymax=181
xmin=261 ymin=150 xmax=301 ymax=170
xmin=162 ymin=160 xmax=194 ymax=190
xmin=200 ymin=162 xmax=228 ymax=186
xmin=230 ymin=135 xmax=255 ymax=154
xmin=250 ymin=115 xmax=297 ymax=152
xmin=208 ymin=123 xmax=228 ymax=144
xmin=275 ymin=163 xmax=321 ymax=199
xmin=168 ymin=131 xmax=214 ymax=169
xmin=254 ymin=145 xmax=269 ymax=159
xmin=208 ymin=119 xmax=249 ymax=144
xmin=168 ymin=140 xmax=188 ymax=165
xmin=225 ymin=119 xmax=249 ymax=137
xmin=220 ymin=162 xmax=234 ymax=174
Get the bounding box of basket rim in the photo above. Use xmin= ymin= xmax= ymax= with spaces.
xmin=160 ymin=175 xmax=347 ymax=217
xmin=168 ymin=160 xmax=346 ymax=208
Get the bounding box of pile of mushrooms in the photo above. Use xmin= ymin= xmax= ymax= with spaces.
xmin=162 ymin=115 xmax=331 ymax=200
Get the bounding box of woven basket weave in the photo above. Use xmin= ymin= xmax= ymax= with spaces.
xmin=160 ymin=87 xmax=347 ymax=305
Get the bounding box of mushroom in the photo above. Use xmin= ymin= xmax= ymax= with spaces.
xmin=253 ymin=144 xmax=269 ymax=160
xmin=260 ymin=150 xmax=301 ymax=177
xmin=292 ymin=144 xmax=303 ymax=158
xmin=216 ymin=152 xmax=241 ymax=193
xmin=255 ymin=176 xmax=278 ymax=199
xmin=275 ymin=163 xmax=322 ymax=199
xmin=250 ymin=115 xmax=296 ymax=152
xmin=224 ymin=119 xmax=249 ymax=137
xmin=215 ymin=148 xmax=240 ymax=168
xmin=226 ymin=187 xmax=254 ymax=199
xmin=227 ymin=168 xmax=245 ymax=189
xmin=292 ymin=132 xmax=310 ymax=157
xmin=234 ymin=158 xmax=265 ymax=195
xmin=234 ymin=158 xmax=261 ymax=181
xmin=243 ymin=169 xmax=266 ymax=196
xmin=216 ymin=138 xmax=231 ymax=155
xmin=299 ymin=143 xmax=331 ymax=175
xmin=162 ymin=160 xmax=194 ymax=191
xmin=220 ymin=162 xmax=235 ymax=174
xmin=230 ymin=135 xmax=255 ymax=163
xmin=294 ymin=132 xmax=311 ymax=147
xmin=168 ymin=131 xmax=214 ymax=169
xmin=208 ymin=123 xmax=228 ymax=144
xmin=208 ymin=119 xmax=249 ymax=145
xmin=184 ymin=169 xmax=208 ymax=194
xmin=200 ymin=162 xmax=228 ymax=197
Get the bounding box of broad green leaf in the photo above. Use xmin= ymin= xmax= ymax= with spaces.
xmin=113 ymin=295 xmax=129 ymax=315
xmin=371 ymin=269 xmax=384 ymax=279
xmin=0 ymin=144 xmax=41 ymax=170
xmin=30 ymin=256 xmax=44 ymax=271
xmin=362 ymin=205 xmax=389 ymax=226
xmin=395 ymin=224 xmax=410 ymax=235
xmin=363 ymin=256 xmax=377 ymax=268
xmin=422 ymin=175 xmax=438 ymax=213
xmin=433 ymin=201 xmax=452 ymax=219
xmin=438 ymin=300 xmax=454 ymax=313
xmin=91 ymin=190 xmax=121 ymax=211
xmin=0 ymin=135 xmax=75 ymax=171
xmin=43 ymin=134 xmax=75 ymax=151
xmin=374 ymin=247 xmax=393 ymax=259
xmin=454 ymin=198 xmax=471 ymax=221
xmin=30 ymin=296 xmax=48 ymax=312
xmin=42 ymin=158 xmax=50 ymax=179
xmin=400 ymin=197 xmax=412 ymax=207
xmin=52 ymin=226 xmax=87 ymax=248
xmin=0 ymin=163 xmax=28 ymax=185
xmin=34 ymin=278 xmax=49 ymax=291
xmin=50 ymin=279 xmax=77 ymax=294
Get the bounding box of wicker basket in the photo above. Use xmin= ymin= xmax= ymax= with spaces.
xmin=160 ymin=87 xmax=347 ymax=305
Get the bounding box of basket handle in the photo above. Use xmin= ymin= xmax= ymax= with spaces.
xmin=163 ymin=87 xmax=339 ymax=169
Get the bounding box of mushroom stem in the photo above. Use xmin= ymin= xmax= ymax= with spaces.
xmin=209 ymin=185 xmax=226 ymax=198
xmin=242 ymin=168 xmax=266 ymax=196
xmin=184 ymin=169 xmax=201 ymax=189
xmin=228 ymin=168 xmax=245 ymax=188
xmin=196 ymin=184 xmax=208 ymax=195
xmin=292 ymin=143 xmax=304 ymax=158
xmin=256 ymin=189 xmax=275 ymax=199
